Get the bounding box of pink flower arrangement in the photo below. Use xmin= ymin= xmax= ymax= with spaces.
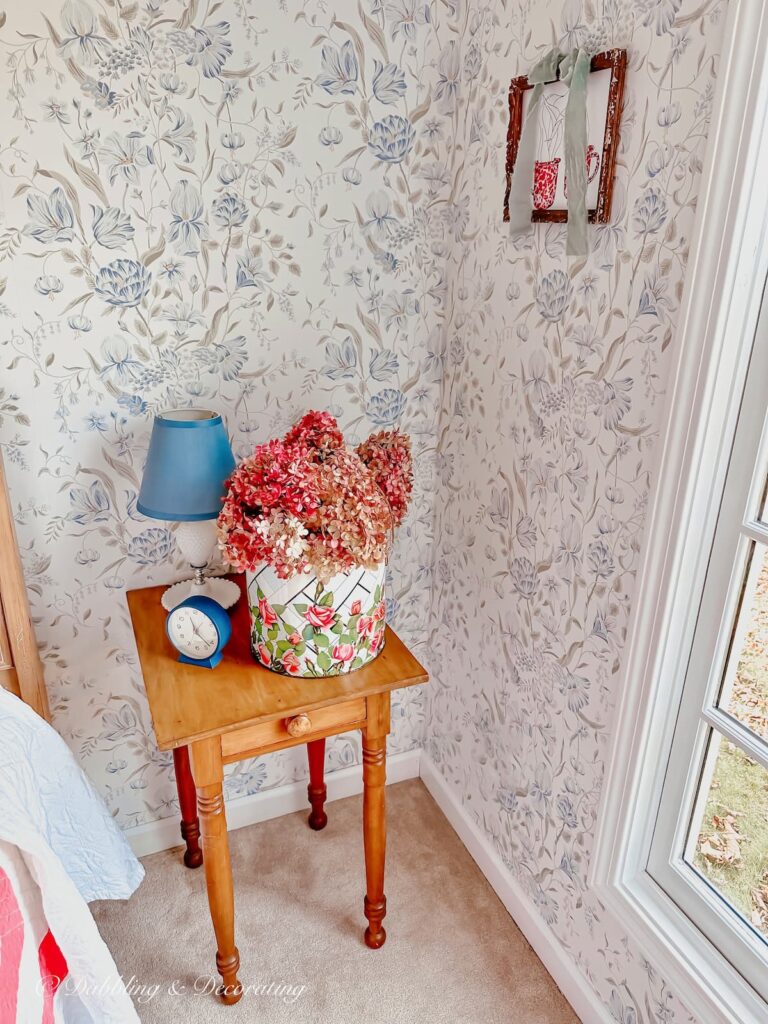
xmin=284 ymin=409 xmax=344 ymax=456
xmin=218 ymin=411 xmax=413 ymax=582
xmin=355 ymin=429 xmax=413 ymax=528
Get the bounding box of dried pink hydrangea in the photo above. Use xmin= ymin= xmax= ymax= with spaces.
xmin=305 ymin=448 xmax=392 ymax=581
xmin=284 ymin=410 xmax=344 ymax=459
xmin=218 ymin=412 xmax=413 ymax=582
xmin=356 ymin=429 xmax=413 ymax=528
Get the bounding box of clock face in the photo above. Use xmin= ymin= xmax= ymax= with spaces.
xmin=168 ymin=606 xmax=220 ymax=660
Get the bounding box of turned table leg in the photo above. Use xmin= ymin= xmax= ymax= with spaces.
xmin=189 ymin=737 xmax=242 ymax=1005
xmin=362 ymin=692 xmax=390 ymax=949
xmin=306 ymin=738 xmax=328 ymax=831
xmin=172 ymin=745 xmax=203 ymax=868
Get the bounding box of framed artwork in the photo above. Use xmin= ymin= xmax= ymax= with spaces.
xmin=503 ymin=49 xmax=627 ymax=224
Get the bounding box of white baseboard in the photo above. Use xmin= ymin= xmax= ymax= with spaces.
xmin=124 ymin=747 xmax=422 ymax=859
xmin=419 ymin=753 xmax=611 ymax=1024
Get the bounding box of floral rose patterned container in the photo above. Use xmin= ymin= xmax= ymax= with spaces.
xmin=219 ymin=410 xmax=411 ymax=678
xmin=246 ymin=561 xmax=386 ymax=677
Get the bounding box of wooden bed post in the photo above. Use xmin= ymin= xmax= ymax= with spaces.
xmin=0 ymin=452 xmax=50 ymax=721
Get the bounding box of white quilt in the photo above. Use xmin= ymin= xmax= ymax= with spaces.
xmin=0 ymin=688 xmax=144 ymax=1023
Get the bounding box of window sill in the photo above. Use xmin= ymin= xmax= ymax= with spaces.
xmin=593 ymin=867 xmax=767 ymax=1024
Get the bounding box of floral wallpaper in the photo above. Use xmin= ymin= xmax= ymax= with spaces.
xmin=425 ymin=0 xmax=725 ymax=1022
xmin=0 ymin=0 xmax=448 ymax=824
xmin=0 ymin=0 xmax=730 ymax=1019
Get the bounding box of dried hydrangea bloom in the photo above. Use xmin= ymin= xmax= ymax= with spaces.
xmin=284 ymin=409 xmax=344 ymax=459
xmin=218 ymin=412 xmax=414 ymax=582
xmin=217 ymin=439 xmax=319 ymax=576
xmin=306 ymin=447 xmax=393 ymax=582
xmin=356 ymin=428 xmax=413 ymax=527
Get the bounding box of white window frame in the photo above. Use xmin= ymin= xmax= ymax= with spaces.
xmin=648 ymin=285 xmax=768 ymax=1004
xmin=590 ymin=4 xmax=768 ymax=1023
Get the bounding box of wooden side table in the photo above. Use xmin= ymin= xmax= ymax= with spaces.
xmin=127 ymin=577 xmax=428 ymax=1004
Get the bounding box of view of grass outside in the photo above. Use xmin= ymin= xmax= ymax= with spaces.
xmin=692 ymin=546 xmax=768 ymax=937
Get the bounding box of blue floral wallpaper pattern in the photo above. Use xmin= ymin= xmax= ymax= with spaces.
xmin=0 ymin=0 xmax=445 ymax=821
xmin=0 ymin=0 xmax=728 ymax=1020
xmin=424 ymin=0 xmax=725 ymax=1022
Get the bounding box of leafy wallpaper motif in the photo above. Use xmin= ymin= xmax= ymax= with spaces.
xmin=0 ymin=0 xmax=444 ymax=820
xmin=0 ymin=0 xmax=728 ymax=1020
xmin=425 ymin=0 xmax=724 ymax=1022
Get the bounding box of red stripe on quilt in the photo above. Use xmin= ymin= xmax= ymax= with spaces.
xmin=38 ymin=929 xmax=68 ymax=1023
xmin=0 ymin=867 xmax=25 ymax=1024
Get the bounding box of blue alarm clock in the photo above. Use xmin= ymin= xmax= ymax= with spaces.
xmin=166 ymin=595 xmax=232 ymax=669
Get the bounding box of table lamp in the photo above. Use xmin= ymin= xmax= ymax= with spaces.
xmin=137 ymin=409 xmax=239 ymax=611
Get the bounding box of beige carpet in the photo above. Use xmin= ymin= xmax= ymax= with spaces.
xmin=92 ymin=779 xmax=579 ymax=1024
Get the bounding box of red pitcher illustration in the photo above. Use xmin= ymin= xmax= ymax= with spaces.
xmin=563 ymin=145 xmax=600 ymax=199
xmin=532 ymin=158 xmax=561 ymax=211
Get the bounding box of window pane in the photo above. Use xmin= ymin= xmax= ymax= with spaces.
xmin=719 ymin=542 xmax=768 ymax=739
xmin=689 ymin=732 xmax=768 ymax=939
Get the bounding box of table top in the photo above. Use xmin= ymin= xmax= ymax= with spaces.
xmin=126 ymin=575 xmax=428 ymax=750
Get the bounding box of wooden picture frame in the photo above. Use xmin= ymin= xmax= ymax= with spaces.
xmin=503 ymin=48 xmax=627 ymax=225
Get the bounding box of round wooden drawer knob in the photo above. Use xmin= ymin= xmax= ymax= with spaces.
xmin=286 ymin=713 xmax=312 ymax=737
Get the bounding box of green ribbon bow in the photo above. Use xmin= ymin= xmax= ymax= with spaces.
xmin=508 ymin=48 xmax=592 ymax=256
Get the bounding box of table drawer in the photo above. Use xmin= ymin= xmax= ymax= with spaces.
xmin=220 ymin=697 xmax=367 ymax=761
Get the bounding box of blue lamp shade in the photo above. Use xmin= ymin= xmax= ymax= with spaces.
xmin=137 ymin=410 xmax=236 ymax=522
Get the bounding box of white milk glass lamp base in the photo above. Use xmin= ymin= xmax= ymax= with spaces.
xmin=161 ymin=519 xmax=240 ymax=611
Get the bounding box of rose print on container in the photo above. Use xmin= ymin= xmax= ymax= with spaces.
xmin=246 ymin=563 xmax=387 ymax=677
